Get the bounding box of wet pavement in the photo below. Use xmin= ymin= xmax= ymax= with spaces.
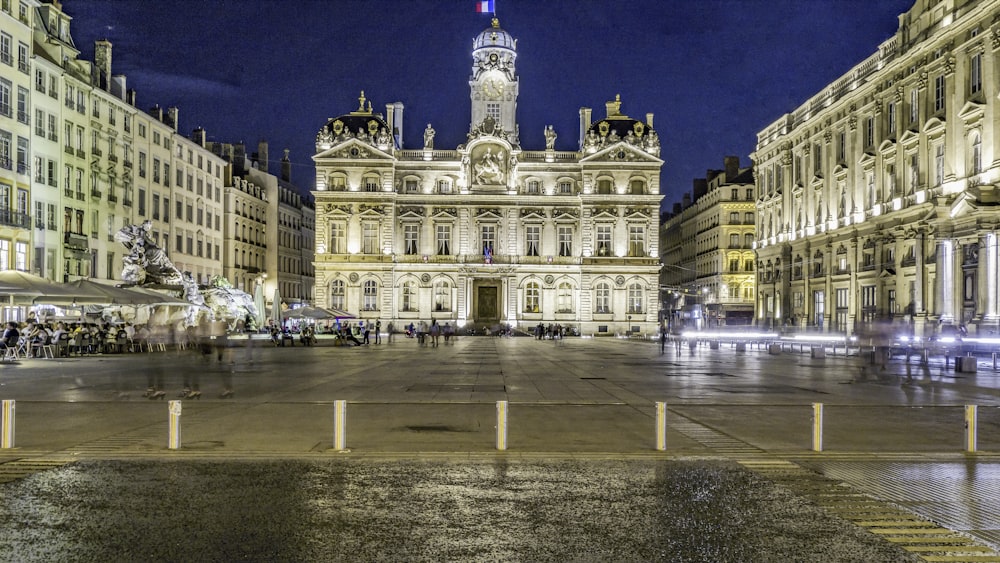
xmin=0 ymin=459 xmax=921 ymax=562
xmin=0 ymin=335 xmax=999 ymax=560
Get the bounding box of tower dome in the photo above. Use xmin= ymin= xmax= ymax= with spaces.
xmin=473 ymin=18 xmax=516 ymax=51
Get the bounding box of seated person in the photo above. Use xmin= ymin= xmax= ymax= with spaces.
xmin=1 ymin=322 xmax=21 ymax=350
xmin=299 ymin=326 xmax=316 ymax=346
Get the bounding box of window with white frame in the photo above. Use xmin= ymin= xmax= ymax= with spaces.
xmin=596 ymin=224 xmax=612 ymax=256
xmin=437 ymin=179 xmax=451 ymax=194
xmin=971 ymin=52 xmax=983 ymax=95
xmin=401 ymin=280 xmax=416 ymax=311
xmin=481 ymin=224 xmax=495 ymax=256
xmin=436 ymin=224 xmax=451 ymax=255
xmin=558 ymin=226 xmax=572 ymax=257
xmin=627 ymin=283 xmax=644 ymax=314
xmin=524 ymin=282 xmax=540 ymax=313
xmin=0 ymin=239 xmax=8 ymax=270
xmin=595 ymin=282 xmax=610 ymax=313
xmin=559 ymin=180 xmax=572 ymax=194
xmin=327 ymin=221 xmax=347 ymax=254
xmin=403 ymin=223 xmax=419 ymax=255
xmin=527 ymin=180 xmax=539 ymax=194
xmin=362 ymin=221 xmax=378 ymax=254
xmin=525 ymin=225 xmax=540 ymax=256
xmin=434 ymin=281 xmax=450 ymax=311
xmin=556 ymin=282 xmax=573 ymax=313
xmin=330 ymin=279 xmax=345 ymax=310
xmin=628 ymin=225 xmax=645 ymax=257
xmin=363 ymin=280 xmax=378 ymax=311
xmin=363 ymin=176 xmax=379 ymax=192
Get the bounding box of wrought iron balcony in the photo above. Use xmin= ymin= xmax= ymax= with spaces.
xmin=0 ymin=209 xmax=31 ymax=229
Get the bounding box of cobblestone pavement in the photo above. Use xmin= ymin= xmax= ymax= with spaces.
xmin=0 ymin=335 xmax=998 ymax=560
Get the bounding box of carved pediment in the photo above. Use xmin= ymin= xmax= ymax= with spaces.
xmin=313 ymin=138 xmax=394 ymax=161
xmin=624 ymin=207 xmax=650 ymax=219
xmin=591 ymin=206 xmax=618 ymax=219
xmin=475 ymin=207 xmax=503 ymax=219
xmin=323 ymin=203 xmax=352 ymax=215
xmin=520 ymin=208 xmax=546 ymax=219
xmin=358 ymin=204 xmax=386 ymax=216
xmin=553 ymin=208 xmax=579 ymax=220
xmin=398 ymin=206 xmax=425 ymax=219
xmin=581 ymin=142 xmax=662 ymax=164
xmin=431 ymin=207 xmax=457 ymax=219
xmin=957 ymin=100 xmax=985 ymax=122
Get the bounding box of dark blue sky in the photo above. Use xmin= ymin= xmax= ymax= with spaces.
xmin=66 ymin=0 xmax=914 ymax=209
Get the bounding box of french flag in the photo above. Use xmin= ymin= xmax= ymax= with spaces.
xmin=476 ymin=0 xmax=495 ymax=14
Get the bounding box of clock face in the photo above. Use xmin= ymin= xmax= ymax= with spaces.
xmin=482 ymin=77 xmax=505 ymax=99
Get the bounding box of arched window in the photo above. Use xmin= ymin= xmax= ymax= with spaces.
xmin=596 ymin=178 xmax=613 ymax=194
xmin=401 ymin=280 xmax=416 ymax=312
xmin=627 ymin=283 xmax=644 ymax=314
xmin=363 ymin=175 xmax=380 ymax=192
xmin=434 ymin=281 xmax=451 ymax=311
xmin=556 ymin=282 xmax=574 ymax=313
xmin=525 ymin=282 xmax=540 ymax=313
xmin=629 ymin=179 xmax=644 ymax=195
xmin=330 ymin=279 xmax=345 ymax=310
xmin=595 ymin=282 xmax=611 ymax=314
xmin=363 ymin=280 xmax=378 ymax=311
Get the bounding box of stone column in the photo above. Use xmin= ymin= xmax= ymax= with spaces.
xmin=914 ymin=230 xmax=925 ymax=313
xmin=935 ymin=239 xmax=954 ymax=323
xmin=984 ymin=232 xmax=998 ymax=323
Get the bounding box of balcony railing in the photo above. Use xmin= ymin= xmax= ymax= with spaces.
xmin=63 ymin=232 xmax=89 ymax=250
xmin=0 ymin=209 xmax=31 ymax=229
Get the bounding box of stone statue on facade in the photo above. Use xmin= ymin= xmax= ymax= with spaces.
xmin=544 ymin=125 xmax=557 ymax=149
xmin=424 ymin=123 xmax=435 ymax=149
xmin=474 ymin=147 xmax=505 ymax=184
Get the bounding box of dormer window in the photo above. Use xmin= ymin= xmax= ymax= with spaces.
xmin=438 ymin=179 xmax=452 ymax=194
xmin=527 ymin=180 xmax=540 ymax=194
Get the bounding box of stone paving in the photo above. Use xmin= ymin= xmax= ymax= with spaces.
xmin=0 ymin=334 xmax=999 ymax=560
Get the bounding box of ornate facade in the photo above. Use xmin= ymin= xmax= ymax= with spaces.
xmin=312 ymin=19 xmax=663 ymax=334
xmin=754 ymin=0 xmax=1000 ymax=336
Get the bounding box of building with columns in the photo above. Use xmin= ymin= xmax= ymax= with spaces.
xmin=754 ymin=0 xmax=1000 ymax=336
xmin=660 ymin=157 xmax=756 ymax=329
xmin=312 ymin=19 xmax=663 ymax=335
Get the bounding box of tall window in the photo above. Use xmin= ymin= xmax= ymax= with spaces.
xmin=970 ymin=52 xmax=983 ymax=96
xmin=486 ymin=102 xmax=500 ymax=121
xmin=864 ymin=117 xmax=874 ymax=148
xmin=330 ymin=222 xmax=345 ymax=254
xmin=434 ymin=281 xmax=450 ymax=311
xmin=557 ymin=282 xmax=573 ymax=313
xmin=628 ymin=226 xmax=645 ymax=257
xmin=730 ymin=233 xmax=739 ymax=248
xmin=627 ymin=283 xmax=644 ymax=314
xmin=0 ymin=239 xmax=8 ymax=270
xmin=403 ymin=224 xmax=419 ymax=255
xmin=481 ymin=225 xmax=495 ymax=256
xmin=885 ymin=164 xmax=896 ymax=199
xmin=886 ymin=102 xmax=896 ymax=136
xmin=524 ymin=282 xmax=540 ymax=313
xmin=934 ymin=144 xmax=945 ymax=186
xmin=972 ymin=132 xmax=983 ymax=175
xmin=934 ymin=74 xmax=945 ymax=113
xmin=401 ymin=280 xmax=416 ymax=311
xmin=363 ymin=280 xmax=378 ymax=311
xmin=909 ymin=153 xmax=919 ymax=193
xmin=436 ymin=224 xmax=451 ymax=255
xmin=525 ymin=225 xmax=540 ymax=256
xmin=330 ymin=280 xmax=345 ymax=310
xmin=909 ymin=88 xmax=919 ymax=124
xmin=595 ymin=282 xmax=610 ymax=314
xmin=558 ymin=226 xmax=572 ymax=257
xmin=362 ymin=222 xmax=378 ymax=254
xmin=596 ymin=225 xmax=612 ymax=256
xmin=866 ymin=171 xmax=876 ymax=207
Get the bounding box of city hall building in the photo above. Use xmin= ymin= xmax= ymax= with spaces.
xmin=311 ymin=19 xmax=663 ymax=335
xmin=754 ymin=0 xmax=1000 ymax=336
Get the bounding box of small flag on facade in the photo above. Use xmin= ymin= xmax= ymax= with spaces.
xmin=476 ymin=0 xmax=495 ymax=14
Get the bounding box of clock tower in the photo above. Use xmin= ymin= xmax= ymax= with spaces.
xmin=470 ymin=18 xmax=518 ymax=140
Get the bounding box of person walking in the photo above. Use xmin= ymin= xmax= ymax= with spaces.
xmin=659 ymin=321 xmax=667 ymax=354
xmin=387 ymin=321 xmax=395 ymax=344
xmin=375 ymin=319 xmax=382 ymax=344
xmin=363 ymin=321 xmax=371 ymax=346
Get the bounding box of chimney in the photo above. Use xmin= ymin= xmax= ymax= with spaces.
xmin=693 ymin=178 xmax=708 ymax=201
xmin=94 ymin=39 xmax=112 ymax=89
xmin=724 ymin=156 xmax=739 ymax=181
xmin=111 ymin=75 xmax=125 ymax=100
xmin=257 ymin=140 xmax=269 ymax=173
xmin=281 ymin=149 xmax=291 ymax=182
xmin=234 ymin=142 xmax=246 ymax=172
xmin=646 ymin=113 xmax=654 ymax=129
xmin=191 ymin=128 xmax=206 ymax=147
xmin=166 ymin=107 xmax=179 ymax=132
xmin=149 ymin=104 xmax=162 ymax=121
xmin=672 ymin=202 xmax=682 ymax=215
xmin=682 ymin=193 xmax=691 ymax=209
xmin=393 ymin=102 xmax=404 ymax=148
xmin=126 ymin=89 xmax=136 ymax=106
xmin=579 ymin=107 xmax=592 ymax=149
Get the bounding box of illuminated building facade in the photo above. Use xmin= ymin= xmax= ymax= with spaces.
xmin=754 ymin=0 xmax=1000 ymax=336
xmin=312 ymin=19 xmax=663 ymax=334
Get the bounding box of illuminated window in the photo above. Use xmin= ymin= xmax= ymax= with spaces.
xmin=434 ymin=281 xmax=451 ymax=311
xmin=330 ymin=279 xmax=345 ymax=309
xmin=362 ymin=222 xmax=378 ymax=254
xmin=436 ymin=224 xmax=451 ymax=255
xmin=481 ymin=224 xmax=495 ymax=256
xmin=558 ymin=226 xmax=572 ymax=257
xmin=627 ymin=283 xmax=644 ymax=314
xmin=556 ymin=282 xmax=573 ymax=313
xmin=363 ymin=280 xmax=378 ymax=311
xmin=401 ymin=280 xmax=416 ymax=311
xmin=596 ymin=224 xmax=611 ymax=256
xmin=403 ymin=224 xmax=419 ymax=255
xmin=595 ymin=282 xmax=610 ymax=313
xmin=524 ymin=282 xmax=540 ymax=313
xmin=628 ymin=226 xmax=645 ymax=257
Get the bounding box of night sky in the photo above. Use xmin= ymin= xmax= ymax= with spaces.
xmin=65 ymin=0 xmax=914 ymax=210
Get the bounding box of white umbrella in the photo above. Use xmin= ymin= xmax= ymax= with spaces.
xmin=271 ymin=287 xmax=282 ymax=327
xmin=254 ymin=283 xmax=266 ymax=329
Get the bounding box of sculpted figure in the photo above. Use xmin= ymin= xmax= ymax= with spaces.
xmin=424 ymin=123 xmax=435 ymax=149
xmin=474 ymin=148 xmax=504 ymax=184
xmin=544 ymin=125 xmax=557 ymax=149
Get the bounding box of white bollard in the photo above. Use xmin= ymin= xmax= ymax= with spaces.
xmin=655 ymin=402 xmax=668 ymax=451
xmin=167 ymin=400 xmax=182 ymax=450
xmin=333 ymin=400 xmax=347 ymax=451
xmin=965 ymin=404 xmax=978 ymax=453
xmin=812 ymin=403 xmax=823 ymax=452
xmin=1 ymin=400 xmax=14 ymax=449
xmin=496 ymin=400 xmax=508 ymax=450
